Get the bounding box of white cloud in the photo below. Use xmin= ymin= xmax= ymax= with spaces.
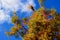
xmin=20 ymin=0 xmax=35 ymax=12
xmin=0 ymin=10 xmax=11 ymax=24
xmin=0 ymin=0 xmax=35 ymax=24
xmin=0 ymin=0 xmax=20 ymax=11
xmin=0 ymin=0 xmax=35 ymax=12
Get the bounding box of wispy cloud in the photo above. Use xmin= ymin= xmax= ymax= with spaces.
xmin=0 ymin=10 xmax=11 ymax=24
xmin=0 ymin=0 xmax=35 ymax=24
xmin=20 ymin=0 xmax=35 ymax=12
xmin=0 ymin=0 xmax=35 ymax=12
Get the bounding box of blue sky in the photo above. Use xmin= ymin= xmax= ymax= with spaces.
xmin=0 ymin=0 xmax=60 ymax=40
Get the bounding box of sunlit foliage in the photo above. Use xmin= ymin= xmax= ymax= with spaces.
xmin=6 ymin=0 xmax=60 ymax=40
